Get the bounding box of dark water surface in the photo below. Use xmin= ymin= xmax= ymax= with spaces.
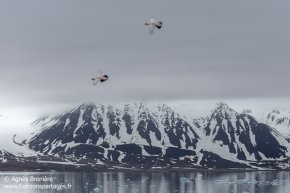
xmin=1 ymin=170 xmax=290 ymax=193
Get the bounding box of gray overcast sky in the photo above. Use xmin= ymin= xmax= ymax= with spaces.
xmin=1 ymin=0 xmax=290 ymax=118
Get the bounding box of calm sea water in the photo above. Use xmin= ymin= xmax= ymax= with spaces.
xmin=0 ymin=170 xmax=290 ymax=193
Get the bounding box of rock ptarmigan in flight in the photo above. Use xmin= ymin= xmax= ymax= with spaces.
xmin=145 ymin=18 xmax=163 ymax=34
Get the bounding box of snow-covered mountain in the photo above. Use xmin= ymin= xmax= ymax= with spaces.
xmin=262 ymin=110 xmax=290 ymax=138
xmin=204 ymin=103 xmax=288 ymax=161
xmin=0 ymin=114 xmax=36 ymax=158
xmin=28 ymin=103 xmax=201 ymax=150
xmin=15 ymin=102 xmax=289 ymax=169
xmin=0 ymin=149 xmax=14 ymax=163
xmin=25 ymin=103 xmax=204 ymax=167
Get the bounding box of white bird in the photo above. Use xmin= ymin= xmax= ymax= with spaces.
xmin=145 ymin=18 xmax=163 ymax=34
xmin=92 ymin=71 xmax=109 ymax=85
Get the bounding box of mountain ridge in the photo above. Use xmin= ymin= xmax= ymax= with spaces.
xmin=7 ymin=102 xmax=287 ymax=169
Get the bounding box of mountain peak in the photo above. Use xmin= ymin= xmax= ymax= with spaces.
xmin=79 ymin=103 xmax=96 ymax=109
xmin=211 ymin=103 xmax=237 ymax=118
xmin=215 ymin=102 xmax=230 ymax=110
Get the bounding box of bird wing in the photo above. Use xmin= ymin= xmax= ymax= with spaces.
xmin=148 ymin=24 xmax=156 ymax=34
xmin=96 ymin=70 xmax=104 ymax=77
xmin=92 ymin=79 xmax=100 ymax=85
xmin=149 ymin=18 xmax=157 ymax=24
